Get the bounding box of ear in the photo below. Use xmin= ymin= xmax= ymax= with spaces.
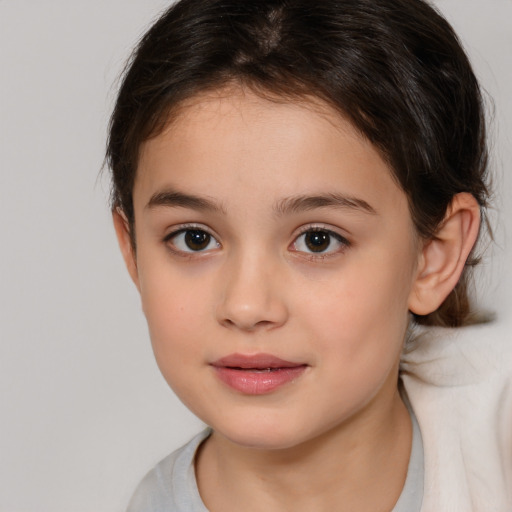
xmin=408 ymin=193 xmax=481 ymax=316
xmin=112 ymin=209 xmax=140 ymax=292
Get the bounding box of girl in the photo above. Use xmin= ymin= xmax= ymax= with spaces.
xmin=106 ymin=0 xmax=512 ymax=510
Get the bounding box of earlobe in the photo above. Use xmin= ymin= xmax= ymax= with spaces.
xmin=408 ymin=193 xmax=481 ymax=316
xmin=112 ymin=209 xmax=140 ymax=291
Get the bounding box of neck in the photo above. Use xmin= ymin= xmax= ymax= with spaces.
xmin=196 ymin=387 xmax=412 ymax=512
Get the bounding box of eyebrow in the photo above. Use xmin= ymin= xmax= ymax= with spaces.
xmin=274 ymin=193 xmax=377 ymax=216
xmin=146 ymin=189 xmax=226 ymax=214
xmin=145 ymin=188 xmax=376 ymax=216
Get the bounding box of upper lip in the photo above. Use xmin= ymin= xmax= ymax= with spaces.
xmin=211 ymin=353 xmax=305 ymax=369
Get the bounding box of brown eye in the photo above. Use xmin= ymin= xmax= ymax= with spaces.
xmin=292 ymin=228 xmax=349 ymax=255
xmin=167 ymin=228 xmax=219 ymax=253
xmin=184 ymin=230 xmax=211 ymax=251
xmin=304 ymin=230 xmax=331 ymax=252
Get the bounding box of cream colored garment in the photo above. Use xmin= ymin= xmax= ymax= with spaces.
xmin=400 ymin=321 xmax=512 ymax=512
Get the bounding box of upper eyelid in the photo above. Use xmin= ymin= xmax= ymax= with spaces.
xmin=161 ymin=223 xmax=350 ymax=247
xmin=293 ymin=223 xmax=350 ymax=241
xmin=289 ymin=230 xmax=350 ymax=260
xmin=163 ymin=226 xmax=221 ymax=256
xmin=163 ymin=223 xmax=219 ymax=240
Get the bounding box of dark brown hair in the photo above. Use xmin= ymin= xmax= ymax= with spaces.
xmin=106 ymin=0 xmax=490 ymax=327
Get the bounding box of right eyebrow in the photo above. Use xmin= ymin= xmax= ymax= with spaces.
xmin=145 ymin=189 xmax=226 ymax=214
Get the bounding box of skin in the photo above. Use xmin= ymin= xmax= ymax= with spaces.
xmin=114 ymin=88 xmax=481 ymax=512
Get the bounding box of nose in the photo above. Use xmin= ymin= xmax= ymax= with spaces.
xmin=216 ymin=251 xmax=289 ymax=332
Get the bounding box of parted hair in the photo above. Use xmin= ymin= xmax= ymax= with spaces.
xmin=106 ymin=0 xmax=490 ymax=327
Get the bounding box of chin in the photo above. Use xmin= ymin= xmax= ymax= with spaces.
xmin=223 ymin=430 xmax=304 ymax=451
xmin=208 ymin=414 xmax=319 ymax=452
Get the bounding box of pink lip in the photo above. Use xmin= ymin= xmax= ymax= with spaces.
xmin=211 ymin=353 xmax=307 ymax=395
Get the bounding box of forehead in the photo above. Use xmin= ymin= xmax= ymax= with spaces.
xmin=135 ymin=88 xmax=408 ymax=221
xmin=139 ymin=86 xmax=373 ymax=167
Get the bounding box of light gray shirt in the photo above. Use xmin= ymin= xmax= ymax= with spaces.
xmin=126 ymin=413 xmax=423 ymax=512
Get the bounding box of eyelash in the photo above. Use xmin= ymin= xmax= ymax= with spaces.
xmin=290 ymin=225 xmax=350 ymax=258
xmin=163 ymin=224 xmax=220 ymax=256
xmin=163 ymin=224 xmax=350 ymax=258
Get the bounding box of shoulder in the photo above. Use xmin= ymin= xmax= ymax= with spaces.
xmin=401 ymin=320 xmax=512 ymax=386
xmin=126 ymin=429 xmax=211 ymax=512
xmin=400 ymin=321 xmax=512 ymax=511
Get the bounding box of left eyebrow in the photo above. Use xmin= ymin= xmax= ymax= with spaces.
xmin=274 ymin=193 xmax=377 ymax=216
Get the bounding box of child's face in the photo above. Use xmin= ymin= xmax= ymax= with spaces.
xmin=123 ymin=89 xmax=423 ymax=450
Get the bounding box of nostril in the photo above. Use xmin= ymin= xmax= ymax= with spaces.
xmin=217 ymin=302 xmax=288 ymax=331
xmin=220 ymin=316 xmax=275 ymax=332
xmin=215 ymin=261 xmax=289 ymax=331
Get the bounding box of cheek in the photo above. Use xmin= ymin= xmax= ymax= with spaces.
xmin=137 ymin=259 xmax=211 ymax=369
xmin=139 ymin=280 xmax=215 ymax=413
xmin=298 ymin=251 xmax=414 ymax=364
xmin=309 ymin=252 xmax=412 ymax=319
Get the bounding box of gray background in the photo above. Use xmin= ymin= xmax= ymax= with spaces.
xmin=0 ymin=1 xmax=510 ymax=511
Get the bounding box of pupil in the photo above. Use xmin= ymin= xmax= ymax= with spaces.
xmin=184 ymin=230 xmax=210 ymax=250
xmin=305 ymin=231 xmax=330 ymax=252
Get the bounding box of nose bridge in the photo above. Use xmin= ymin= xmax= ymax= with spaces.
xmin=216 ymin=244 xmax=288 ymax=331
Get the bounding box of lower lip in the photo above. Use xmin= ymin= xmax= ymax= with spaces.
xmin=213 ymin=366 xmax=307 ymax=395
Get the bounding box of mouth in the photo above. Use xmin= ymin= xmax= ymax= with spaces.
xmin=211 ymin=353 xmax=308 ymax=395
